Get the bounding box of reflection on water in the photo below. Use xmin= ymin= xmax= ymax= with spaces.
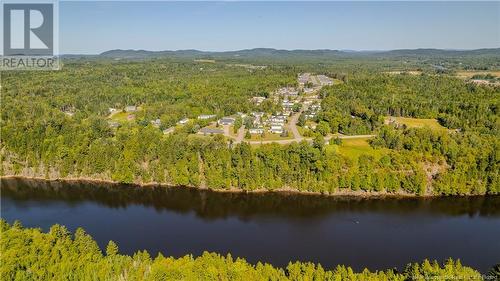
xmin=2 ymin=178 xmax=500 ymax=219
xmin=1 ymin=178 xmax=500 ymax=273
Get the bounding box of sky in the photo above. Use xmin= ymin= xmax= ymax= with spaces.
xmin=59 ymin=1 xmax=500 ymax=54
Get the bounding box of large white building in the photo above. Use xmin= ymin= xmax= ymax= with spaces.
xmin=269 ymin=125 xmax=284 ymax=134
xmin=198 ymin=114 xmax=216 ymax=120
xmin=218 ymin=117 xmax=235 ymax=125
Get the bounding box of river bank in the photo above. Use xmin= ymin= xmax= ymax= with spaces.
xmin=0 ymin=175 xmax=489 ymax=198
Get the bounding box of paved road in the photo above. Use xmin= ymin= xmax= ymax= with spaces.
xmin=288 ymin=110 xmax=304 ymax=142
xmin=234 ymin=125 xmax=246 ymax=144
xmin=222 ymin=125 xmax=230 ymax=137
xmin=241 ymin=133 xmax=376 ymax=145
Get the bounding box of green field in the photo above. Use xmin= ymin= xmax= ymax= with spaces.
xmin=110 ymin=111 xmax=135 ymax=122
xmin=328 ymin=137 xmax=389 ymax=162
xmin=387 ymin=117 xmax=447 ymax=131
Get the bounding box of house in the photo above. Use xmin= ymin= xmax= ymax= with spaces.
xmin=108 ymin=108 xmax=118 ymax=114
xmin=198 ymin=114 xmax=217 ymax=120
xmin=269 ymin=125 xmax=284 ymax=134
xmin=151 ymin=119 xmax=161 ymax=127
xmin=178 ymin=118 xmax=189 ymax=125
xmin=199 ymin=127 xmax=224 ymax=135
xmin=163 ymin=127 xmax=175 ymax=135
xmin=249 ymin=128 xmax=264 ymax=134
xmin=218 ymin=117 xmax=235 ymax=126
xmin=125 ymin=106 xmax=137 ymax=112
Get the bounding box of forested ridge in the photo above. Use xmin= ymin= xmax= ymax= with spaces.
xmin=1 ymin=58 xmax=499 ymax=195
xmin=1 ymin=220 xmax=496 ymax=281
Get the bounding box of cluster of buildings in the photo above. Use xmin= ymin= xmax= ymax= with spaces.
xmin=266 ymin=114 xmax=287 ymax=134
xmin=298 ymin=73 xmax=334 ymax=87
xmin=298 ymin=73 xmax=311 ymax=86
xmin=107 ymin=72 xmax=333 ymax=139
xmin=276 ymin=87 xmax=299 ymax=99
xmin=304 ymin=103 xmax=321 ymax=120
xmin=245 ymin=111 xmax=288 ymax=135
xmin=281 ymin=99 xmax=298 ymax=116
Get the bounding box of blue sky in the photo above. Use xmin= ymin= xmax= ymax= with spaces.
xmin=60 ymin=1 xmax=500 ymax=54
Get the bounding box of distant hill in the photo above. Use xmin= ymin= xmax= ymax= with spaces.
xmin=97 ymin=48 xmax=500 ymax=60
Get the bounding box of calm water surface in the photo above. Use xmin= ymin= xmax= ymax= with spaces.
xmin=1 ymin=178 xmax=499 ymax=273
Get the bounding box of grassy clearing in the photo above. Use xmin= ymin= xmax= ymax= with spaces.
xmin=387 ymin=117 xmax=447 ymax=131
xmin=455 ymin=70 xmax=500 ymax=79
xmin=110 ymin=111 xmax=135 ymax=122
xmin=327 ymin=137 xmax=389 ymax=162
xmin=332 ymin=78 xmax=344 ymax=85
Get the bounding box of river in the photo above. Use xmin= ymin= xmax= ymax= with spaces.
xmin=1 ymin=178 xmax=499 ymax=273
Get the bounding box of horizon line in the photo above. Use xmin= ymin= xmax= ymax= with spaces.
xmin=60 ymin=47 xmax=500 ymax=56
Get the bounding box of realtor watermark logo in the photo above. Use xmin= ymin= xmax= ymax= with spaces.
xmin=1 ymin=0 xmax=59 ymax=70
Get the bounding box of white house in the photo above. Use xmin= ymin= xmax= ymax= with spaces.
xmin=163 ymin=127 xmax=175 ymax=135
xmin=269 ymin=125 xmax=284 ymax=134
xmin=249 ymin=128 xmax=264 ymax=134
xmin=198 ymin=114 xmax=216 ymax=120
xmin=178 ymin=118 xmax=189 ymax=125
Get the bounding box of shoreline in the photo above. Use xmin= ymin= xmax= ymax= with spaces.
xmin=1 ymin=175 xmax=491 ymax=199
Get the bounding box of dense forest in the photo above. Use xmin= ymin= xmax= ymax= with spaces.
xmin=1 ymin=55 xmax=499 ymax=195
xmin=2 ymin=220 xmax=497 ymax=281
